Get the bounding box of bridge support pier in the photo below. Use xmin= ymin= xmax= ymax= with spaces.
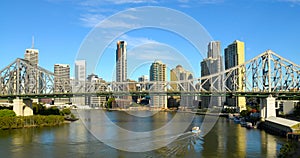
xmin=260 ymin=95 xmax=276 ymax=121
xmin=13 ymin=98 xmax=33 ymax=116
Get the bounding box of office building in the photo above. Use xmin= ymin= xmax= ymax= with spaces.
xmin=224 ymin=40 xmax=246 ymax=111
xmin=75 ymin=60 xmax=86 ymax=82
xmin=138 ymin=75 xmax=149 ymax=91
xmin=149 ymin=60 xmax=167 ymax=108
xmin=116 ymin=41 xmax=127 ymax=82
xmin=200 ymin=41 xmax=224 ymax=108
xmin=85 ymin=74 xmax=106 ymax=108
xmin=170 ymin=65 xmax=194 ymax=107
xmin=25 ymin=48 xmax=39 ymax=66
xmin=54 ymin=64 xmax=70 ymax=104
xmin=73 ymin=60 xmax=86 ymax=105
xmin=115 ymin=41 xmax=128 ymax=107
xmin=24 ymin=40 xmax=39 ymax=94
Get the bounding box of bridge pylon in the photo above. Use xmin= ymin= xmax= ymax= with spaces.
xmin=13 ymin=98 xmax=33 ymax=116
xmin=260 ymin=95 xmax=276 ymax=120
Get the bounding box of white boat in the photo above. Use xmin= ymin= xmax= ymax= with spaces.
xmin=192 ymin=126 xmax=201 ymax=134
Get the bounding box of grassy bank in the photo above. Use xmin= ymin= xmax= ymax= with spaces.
xmin=278 ymin=142 xmax=299 ymax=158
xmin=0 ymin=115 xmax=65 ymax=130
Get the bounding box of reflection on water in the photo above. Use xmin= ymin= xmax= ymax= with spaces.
xmin=0 ymin=110 xmax=286 ymax=158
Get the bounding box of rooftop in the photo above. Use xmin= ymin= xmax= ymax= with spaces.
xmin=266 ymin=116 xmax=300 ymax=128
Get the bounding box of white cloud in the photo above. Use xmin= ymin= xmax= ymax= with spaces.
xmin=127 ymin=42 xmax=184 ymax=62
xmin=79 ymin=14 xmax=106 ymax=27
xmin=119 ymin=35 xmax=158 ymax=48
xmin=96 ymin=19 xmax=138 ymax=29
xmin=278 ymin=0 xmax=300 ymax=4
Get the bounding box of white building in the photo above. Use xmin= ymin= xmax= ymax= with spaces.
xmin=116 ymin=41 xmax=127 ymax=82
xmin=54 ymin=64 xmax=70 ymax=104
xmin=73 ymin=60 xmax=86 ymax=105
xmin=149 ymin=60 xmax=167 ymax=108
xmin=86 ymin=74 xmax=106 ymax=108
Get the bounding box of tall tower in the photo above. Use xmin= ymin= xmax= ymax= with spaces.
xmin=54 ymin=64 xmax=70 ymax=93
xmin=25 ymin=37 xmax=39 ymax=66
xmin=116 ymin=41 xmax=127 ymax=82
xmin=54 ymin=64 xmax=70 ymax=104
xmin=170 ymin=65 xmax=194 ymax=108
xmin=86 ymin=74 xmax=106 ymax=108
xmin=224 ymin=40 xmax=246 ymax=111
xmin=24 ymin=37 xmax=39 ymax=94
xmin=200 ymin=41 xmax=223 ymax=108
xmin=75 ymin=60 xmax=86 ymax=82
xmin=74 ymin=60 xmax=86 ymax=106
xmin=149 ymin=60 xmax=167 ymax=108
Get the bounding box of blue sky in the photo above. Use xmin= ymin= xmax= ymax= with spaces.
xmin=1 ymin=0 xmax=300 ymax=81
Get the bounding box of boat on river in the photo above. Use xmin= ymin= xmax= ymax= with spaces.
xmin=192 ymin=126 xmax=201 ymax=134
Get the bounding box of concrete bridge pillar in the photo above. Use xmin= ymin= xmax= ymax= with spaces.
xmin=260 ymin=95 xmax=276 ymax=120
xmin=13 ymin=98 xmax=33 ymax=116
xmin=13 ymin=98 xmax=24 ymax=116
xmin=23 ymin=99 xmax=33 ymax=116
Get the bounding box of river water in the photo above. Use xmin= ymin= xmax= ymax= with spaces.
xmin=0 ymin=110 xmax=286 ymax=158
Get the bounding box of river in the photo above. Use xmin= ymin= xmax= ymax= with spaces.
xmin=0 ymin=110 xmax=286 ymax=158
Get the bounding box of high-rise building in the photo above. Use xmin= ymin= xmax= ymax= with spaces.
xmin=115 ymin=41 xmax=128 ymax=108
xmin=170 ymin=65 xmax=193 ymax=90
xmin=170 ymin=65 xmax=194 ymax=107
xmin=200 ymin=41 xmax=224 ymax=108
xmin=73 ymin=60 xmax=86 ymax=105
xmin=54 ymin=64 xmax=70 ymax=93
xmin=24 ymin=40 xmax=39 ymax=94
xmin=75 ymin=60 xmax=86 ymax=82
xmin=85 ymin=73 xmax=106 ymax=108
xmin=54 ymin=64 xmax=70 ymax=104
xmin=138 ymin=75 xmax=149 ymax=91
xmin=116 ymin=41 xmax=127 ymax=82
xmin=25 ymin=48 xmax=39 ymax=66
xmin=224 ymin=40 xmax=246 ymax=111
xmin=149 ymin=60 xmax=167 ymax=108
xmin=138 ymin=75 xmax=149 ymax=82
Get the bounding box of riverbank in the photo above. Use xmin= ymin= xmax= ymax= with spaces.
xmin=100 ymin=107 xmax=229 ymax=117
xmin=0 ymin=115 xmax=65 ymax=130
xmin=278 ymin=141 xmax=300 ymax=158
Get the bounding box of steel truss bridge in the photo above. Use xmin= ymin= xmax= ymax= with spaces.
xmin=1 ymin=50 xmax=300 ymax=99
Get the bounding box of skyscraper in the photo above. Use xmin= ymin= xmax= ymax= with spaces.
xmin=138 ymin=75 xmax=149 ymax=91
xmin=74 ymin=60 xmax=86 ymax=105
xmin=75 ymin=60 xmax=86 ymax=82
xmin=200 ymin=41 xmax=223 ymax=108
xmin=116 ymin=41 xmax=127 ymax=82
xmin=54 ymin=64 xmax=70 ymax=104
xmin=86 ymin=73 xmax=106 ymax=108
xmin=224 ymin=40 xmax=246 ymax=111
xmin=25 ymin=48 xmax=39 ymax=66
xmin=170 ymin=65 xmax=194 ymax=107
xmin=149 ymin=60 xmax=167 ymax=108
xmin=24 ymin=39 xmax=39 ymax=94
xmin=170 ymin=65 xmax=193 ymax=90
xmin=54 ymin=64 xmax=70 ymax=93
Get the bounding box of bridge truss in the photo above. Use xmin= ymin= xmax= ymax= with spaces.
xmin=0 ymin=50 xmax=299 ymax=99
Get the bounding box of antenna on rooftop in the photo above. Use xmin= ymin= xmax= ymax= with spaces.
xmin=32 ymin=36 xmax=34 ymax=48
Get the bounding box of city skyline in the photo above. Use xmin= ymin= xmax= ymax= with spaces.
xmin=1 ymin=1 xmax=300 ymax=81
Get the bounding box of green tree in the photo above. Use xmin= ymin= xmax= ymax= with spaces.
xmin=0 ymin=109 xmax=16 ymax=117
xmin=106 ymin=98 xmax=115 ymax=109
xmin=32 ymin=103 xmax=45 ymax=115
xmin=60 ymin=108 xmax=71 ymax=116
xmin=240 ymin=110 xmax=250 ymax=117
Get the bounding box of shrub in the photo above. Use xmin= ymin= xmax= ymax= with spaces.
xmin=0 ymin=109 xmax=16 ymax=117
xmin=60 ymin=108 xmax=71 ymax=116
